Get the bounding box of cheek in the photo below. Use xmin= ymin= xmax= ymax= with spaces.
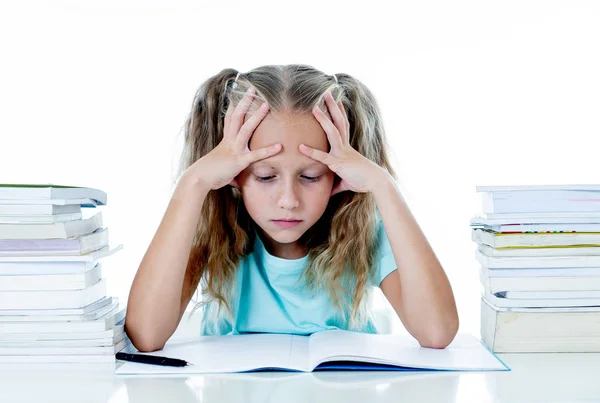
xmin=312 ymin=176 xmax=335 ymax=203
xmin=241 ymin=185 xmax=263 ymax=201
xmin=239 ymin=183 xmax=273 ymax=214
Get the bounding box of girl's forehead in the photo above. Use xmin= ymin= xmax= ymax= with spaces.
xmin=249 ymin=111 xmax=328 ymax=147
xmin=253 ymin=158 xmax=323 ymax=169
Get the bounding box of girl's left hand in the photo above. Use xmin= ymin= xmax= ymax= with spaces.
xmin=299 ymin=90 xmax=388 ymax=196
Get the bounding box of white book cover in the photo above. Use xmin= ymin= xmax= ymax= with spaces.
xmin=0 ymin=333 xmax=125 ymax=347
xmin=475 ymin=249 xmax=600 ymax=269
xmin=0 ymin=228 xmax=109 ymax=256
xmin=477 ymin=243 xmax=600 ymax=258
xmin=0 ymin=295 xmax=112 ymax=316
xmin=116 ymin=331 xmax=508 ymax=375
xmin=0 ymin=184 xmax=107 ymax=205
xmin=0 ymin=278 xmax=107 ymax=309
xmin=0 ymin=297 xmax=119 ymax=322
xmin=0 ymin=342 xmax=134 ymax=364
xmin=471 ymin=221 xmax=600 ymax=233
xmin=481 ymin=296 xmax=600 ymax=312
xmin=476 ymin=184 xmax=600 ymax=192
xmin=0 ymin=212 xmax=102 ymax=240
xmin=0 ymin=353 xmax=119 ymax=364
xmin=480 ymin=277 xmax=600 ymax=298
xmin=477 ymin=186 xmax=600 ymax=214
xmin=0 ymin=198 xmax=100 ymax=207
xmin=0 ymin=337 xmax=131 ymax=356
xmin=482 ymin=266 xmax=600 ymax=278
xmin=0 ymin=244 xmax=122 ymax=275
xmin=479 ymin=266 xmax=600 ymax=293
xmin=482 ymin=211 xmax=600 ymax=219
xmin=0 ymin=262 xmax=102 ymax=291
xmin=0 ymin=322 xmax=125 ymax=341
xmin=0 ymin=243 xmax=118 ymax=262
xmin=472 ymin=228 xmax=600 ymax=248
xmin=0 ymin=204 xmax=81 ymax=216
xmin=482 ymin=290 xmax=600 ymax=308
xmin=471 ymin=215 xmax=600 ymax=225
xmin=480 ymin=297 xmax=600 ymax=353
xmin=501 ymin=290 xmax=600 ymax=299
xmin=0 ymin=306 xmax=126 ymax=333
xmin=0 ymin=212 xmax=82 ymax=223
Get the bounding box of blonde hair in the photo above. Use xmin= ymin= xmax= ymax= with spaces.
xmin=177 ymin=64 xmax=398 ymax=330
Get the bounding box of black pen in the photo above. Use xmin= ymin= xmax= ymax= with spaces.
xmin=116 ymin=352 xmax=193 ymax=367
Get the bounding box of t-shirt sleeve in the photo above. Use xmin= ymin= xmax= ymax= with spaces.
xmin=372 ymin=215 xmax=398 ymax=287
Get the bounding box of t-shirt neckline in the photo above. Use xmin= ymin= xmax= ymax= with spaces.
xmin=254 ymin=231 xmax=309 ymax=273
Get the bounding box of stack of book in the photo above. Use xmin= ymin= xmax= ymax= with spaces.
xmin=471 ymin=184 xmax=600 ymax=353
xmin=0 ymin=184 xmax=129 ymax=363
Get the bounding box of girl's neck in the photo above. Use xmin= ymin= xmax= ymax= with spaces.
xmin=256 ymin=229 xmax=308 ymax=260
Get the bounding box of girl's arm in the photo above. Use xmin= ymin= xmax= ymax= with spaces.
xmin=373 ymin=174 xmax=459 ymax=349
xmin=125 ymin=173 xmax=210 ymax=352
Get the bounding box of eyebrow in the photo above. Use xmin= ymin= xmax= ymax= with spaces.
xmin=253 ymin=162 xmax=323 ymax=169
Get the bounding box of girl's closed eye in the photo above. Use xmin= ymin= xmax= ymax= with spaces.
xmin=303 ymin=176 xmax=320 ymax=182
xmin=254 ymin=175 xmax=274 ymax=182
xmin=254 ymin=175 xmax=321 ymax=183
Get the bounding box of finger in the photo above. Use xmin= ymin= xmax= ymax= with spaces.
xmin=337 ymin=100 xmax=350 ymax=144
xmin=312 ymin=104 xmax=343 ymax=150
xmin=323 ymin=91 xmax=348 ymax=144
xmin=237 ymin=101 xmax=270 ymax=150
xmin=299 ymin=144 xmax=332 ymax=165
xmin=226 ymin=87 xmax=256 ymax=139
xmin=245 ymin=143 xmax=281 ymax=165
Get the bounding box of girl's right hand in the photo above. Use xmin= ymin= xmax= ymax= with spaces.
xmin=186 ymin=87 xmax=282 ymax=191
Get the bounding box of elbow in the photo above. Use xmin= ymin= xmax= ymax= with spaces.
xmin=124 ymin=321 xmax=167 ymax=353
xmin=418 ymin=315 xmax=459 ymax=349
xmin=419 ymin=335 xmax=454 ymax=350
xmin=132 ymin=338 xmax=166 ymax=353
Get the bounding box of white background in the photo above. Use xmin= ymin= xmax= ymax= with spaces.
xmin=1 ymin=0 xmax=599 ymax=337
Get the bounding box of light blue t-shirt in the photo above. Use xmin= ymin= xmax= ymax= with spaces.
xmin=199 ymin=214 xmax=397 ymax=336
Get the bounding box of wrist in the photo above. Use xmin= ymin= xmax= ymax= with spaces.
xmin=177 ymin=169 xmax=212 ymax=199
xmin=369 ymin=170 xmax=395 ymax=195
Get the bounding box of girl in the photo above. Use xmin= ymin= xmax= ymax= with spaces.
xmin=125 ymin=64 xmax=458 ymax=352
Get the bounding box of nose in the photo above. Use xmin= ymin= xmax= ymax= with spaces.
xmin=277 ymin=178 xmax=300 ymax=210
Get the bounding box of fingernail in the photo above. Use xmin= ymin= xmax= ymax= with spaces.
xmin=261 ymin=102 xmax=268 ymax=111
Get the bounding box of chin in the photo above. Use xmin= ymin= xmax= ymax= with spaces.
xmin=264 ymin=228 xmax=304 ymax=243
xmin=256 ymin=222 xmax=305 ymax=242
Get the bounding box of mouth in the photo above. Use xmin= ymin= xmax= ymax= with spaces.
xmin=272 ymin=219 xmax=303 ymax=228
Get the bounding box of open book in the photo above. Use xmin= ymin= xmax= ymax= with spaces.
xmin=115 ymin=330 xmax=508 ymax=375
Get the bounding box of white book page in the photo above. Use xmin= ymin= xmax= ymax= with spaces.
xmin=116 ymin=333 xmax=297 ymax=375
xmin=288 ymin=335 xmax=310 ymax=371
xmin=308 ymin=330 xmax=506 ymax=371
xmin=308 ymin=330 xmax=388 ymax=369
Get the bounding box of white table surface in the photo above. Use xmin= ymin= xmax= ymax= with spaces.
xmin=0 ymin=353 xmax=599 ymax=403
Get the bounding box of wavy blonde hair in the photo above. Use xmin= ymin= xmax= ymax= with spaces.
xmin=177 ymin=64 xmax=398 ymax=331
